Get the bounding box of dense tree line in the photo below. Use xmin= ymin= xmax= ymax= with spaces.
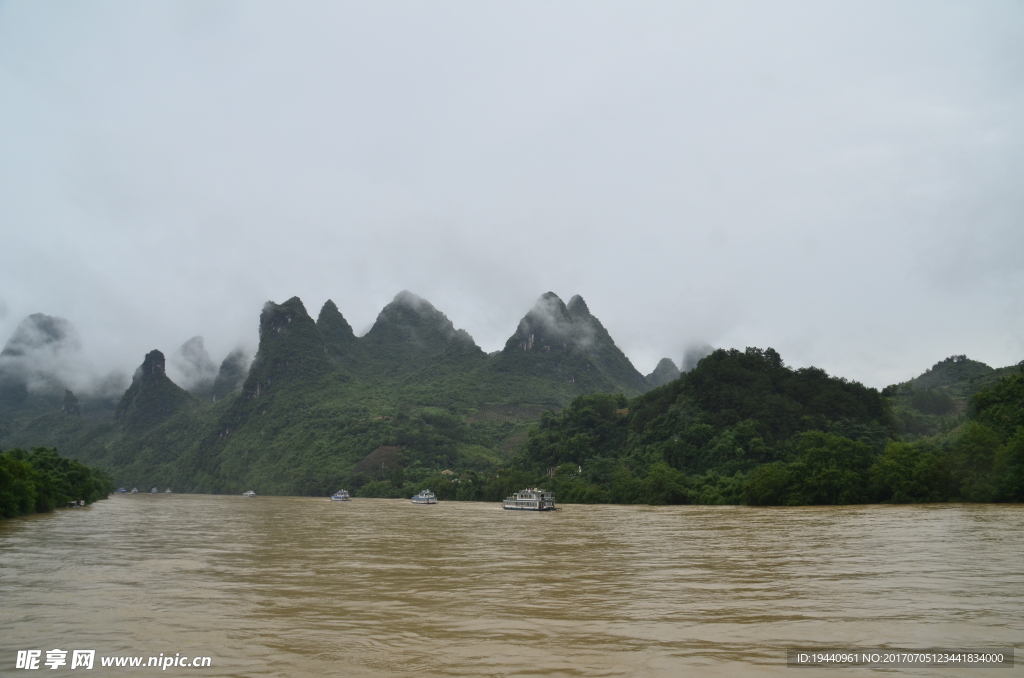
xmin=490 ymin=348 xmax=1024 ymax=505
xmin=0 ymin=447 xmax=114 ymax=519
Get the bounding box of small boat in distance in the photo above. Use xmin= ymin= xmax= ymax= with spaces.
xmin=411 ymin=489 xmax=437 ymax=504
xmin=131 ymin=487 xmax=138 ymax=494
xmin=502 ymin=488 xmax=556 ymax=511
xmin=150 ymin=487 xmax=158 ymax=494
xmin=242 ymin=490 xmax=256 ymax=498
xmin=330 ymin=489 xmax=351 ymax=501
xmin=165 ymin=488 xmax=172 ymax=494
xmin=118 ymin=488 xmax=126 ymax=493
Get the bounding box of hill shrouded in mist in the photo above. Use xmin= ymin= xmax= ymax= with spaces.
xmin=0 ymin=292 xmax=1020 ymax=504
xmin=0 ymin=291 xmax=652 ymax=494
xmin=646 ymin=358 xmax=681 ymax=388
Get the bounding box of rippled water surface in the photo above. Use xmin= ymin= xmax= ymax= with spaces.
xmin=2 ymin=496 xmax=1022 ymax=676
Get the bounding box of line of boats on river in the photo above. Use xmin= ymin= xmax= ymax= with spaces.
xmin=116 ymin=485 xmax=557 ymax=511
xmin=237 ymin=487 xmax=558 ymax=510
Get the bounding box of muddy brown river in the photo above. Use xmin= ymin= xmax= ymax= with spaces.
xmin=2 ymin=495 xmax=1021 ymax=676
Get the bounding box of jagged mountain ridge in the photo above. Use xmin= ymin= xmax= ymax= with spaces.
xmin=166 ymin=289 xmax=654 ymax=493
xmin=0 ymin=291 xmax=670 ymax=493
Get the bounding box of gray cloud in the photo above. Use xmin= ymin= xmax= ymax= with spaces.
xmin=514 ymin=293 xmax=597 ymax=352
xmin=0 ymin=313 xmax=83 ymax=394
xmin=168 ymin=335 xmax=218 ymax=392
xmin=1 ymin=1 xmax=1022 ymax=388
xmin=681 ymin=345 xmax=715 ymax=374
xmin=0 ymin=312 xmax=127 ymax=397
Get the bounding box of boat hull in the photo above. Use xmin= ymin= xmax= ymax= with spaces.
xmin=502 ymin=505 xmax=555 ymax=511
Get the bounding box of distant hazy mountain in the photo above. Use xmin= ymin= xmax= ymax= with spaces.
xmin=210 ymin=348 xmax=249 ymax=401
xmin=170 ymin=336 xmax=218 ymax=395
xmin=646 ymin=358 xmax=681 ymax=388
xmin=681 ymin=343 xmax=714 ymax=373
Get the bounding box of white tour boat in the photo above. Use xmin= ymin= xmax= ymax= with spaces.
xmin=330 ymin=489 xmax=351 ymax=501
xmin=411 ymin=489 xmax=437 ymax=504
xmin=130 ymin=487 xmax=138 ymax=494
xmin=502 ymin=488 xmax=556 ymax=511
xmin=242 ymin=490 xmax=256 ymax=498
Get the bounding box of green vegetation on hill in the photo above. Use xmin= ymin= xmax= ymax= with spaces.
xmin=904 ymin=355 xmax=996 ymax=394
xmin=47 ymin=292 xmax=620 ymax=496
xmin=505 ymin=352 xmax=1024 ymax=505
xmin=509 ymin=347 xmax=890 ymax=504
xmin=0 ymin=293 xmax=1020 ymax=505
xmin=0 ymin=446 xmax=114 ymax=519
xmin=882 ymin=355 xmax=1022 ymax=437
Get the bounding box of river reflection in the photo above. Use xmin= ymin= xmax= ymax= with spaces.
xmin=1 ymin=496 xmax=1021 ymax=676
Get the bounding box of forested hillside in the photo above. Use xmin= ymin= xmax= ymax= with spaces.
xmin=489 ymin=350 xmax=1024 ymax=505
xmin=1 ymin=294 xmax=1020 ymax=505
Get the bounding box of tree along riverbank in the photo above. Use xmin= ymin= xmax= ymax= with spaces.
xmin=0 ymin=447 xmax=114 ymax=519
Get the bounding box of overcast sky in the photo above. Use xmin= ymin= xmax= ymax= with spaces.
xmin=1 ymin=0 xmax=1022 ymax=389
